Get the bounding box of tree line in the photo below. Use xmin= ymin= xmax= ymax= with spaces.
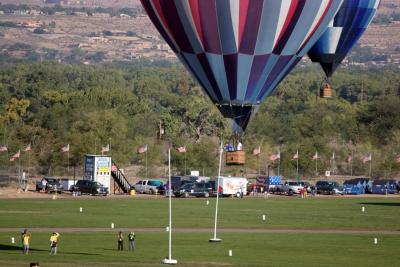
xmin=0 ymin=61 xmax=399 ymax=179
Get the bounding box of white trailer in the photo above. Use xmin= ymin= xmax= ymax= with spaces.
xmin=217 ymin=177 xmax=248 ymax=197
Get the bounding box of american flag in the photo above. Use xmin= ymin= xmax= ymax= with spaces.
xmin=395 ymin=155 xmax=400 ymax=163
xmin=0 ymin=145 xmax=7 ymax=152
xmin=137 ymin=144 xmax=148 ymax=154
xmin=177 ymin=146 xmax=186 ymax=153
xmin=61 ymin=144 xmax=70 ymax=153
xmin=362 ymin=154 xmax=372 ymax=164
xmin=23 ymin=144 xmax=32 ymax=152
xmin=101 ymin=144 xmax=110 ymax=153
xmin=252 ymin=146 xmax=261 ymax=155
xmin=269 ymin=152 xmax=280 ymax=161
xmin=10 ymin=150 xmax=20 ymax=161
xmin=312 ymin=151 xmax=318 ymax=160
xmin=292 ymin=150 xmax=299 ymax=160
xmin=347 ymin=155 xmax=352 ymax=163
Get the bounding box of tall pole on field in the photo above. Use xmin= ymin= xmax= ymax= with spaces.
xmin=210 ymin=142 xmax=223 ymax=243
xmin=278 ymin=150 xmax=281 ymax=176
xmin=145 ymin=149 xmax=148 ymax=178
xmin=162 ymin=149 xmax=177 ymax=265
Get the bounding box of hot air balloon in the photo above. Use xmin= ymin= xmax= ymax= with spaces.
xmin=308 ymin=0 xmax=380 ymax=98
xmin=140 ymin=0 xmax=343 ymax=131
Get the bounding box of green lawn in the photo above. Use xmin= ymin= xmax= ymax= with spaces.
xmin=0 ymin=197 xmax=399 ymax=230
xmin=1 ymin=232 xmax=399 ymax=267
xmin=1 ymin=197 xmax=399 ymax=266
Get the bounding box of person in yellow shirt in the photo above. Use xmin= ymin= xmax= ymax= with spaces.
xmin=49 ymin=232 xmax=60 ymax=255
xmin=22 ymin=229 xmax=30 ymax=254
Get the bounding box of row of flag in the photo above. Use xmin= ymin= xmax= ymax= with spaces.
xmin=252 ymin=147 xmax=397 ymax=164
xmin=2 ymin=142 xmax=399 ymax=164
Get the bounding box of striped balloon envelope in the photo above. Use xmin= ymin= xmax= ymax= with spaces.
xmin=141 ymin=0 xmax=343 ymax=131
xmin=308 ymin=0 xmax=381 ymax=79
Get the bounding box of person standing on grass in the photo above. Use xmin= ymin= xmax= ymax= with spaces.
xmin=128 ymin=232 xmax=135 ymax=252
xmin=49 ymin=232 xmax=60 ymax=255
xmin=117 ymin=232 xmax=124 ymax=251
xmin=22 ymin=229 xmax=30 ymax=254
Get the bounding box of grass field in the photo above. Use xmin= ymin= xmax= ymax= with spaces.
xmin=0 ymin=196 xmax=399 ymax=266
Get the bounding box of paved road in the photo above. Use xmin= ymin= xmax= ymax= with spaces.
xmin=0 ymin=227 xmax=399 ymax=235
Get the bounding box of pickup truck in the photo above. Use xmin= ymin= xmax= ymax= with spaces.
xmin=134 ymin=179 xmax=163 ymax=194
xmin=36 ymin=177 xmax=64 ymax=193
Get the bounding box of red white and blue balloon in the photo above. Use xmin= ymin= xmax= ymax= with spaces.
xmin=141 ymin=0 xmax=343 ymax=131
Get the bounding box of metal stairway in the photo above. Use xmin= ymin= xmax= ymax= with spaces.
xmin=111 ymin=162 xmax=131 ymax=194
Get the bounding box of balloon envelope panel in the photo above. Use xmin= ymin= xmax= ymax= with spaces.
xmin=308 ymin=0 xmax=381 ymax=78
xmin=141 ymin=0 xmax=343 ymax=130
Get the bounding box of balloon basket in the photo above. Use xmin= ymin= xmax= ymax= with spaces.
xmin=320 ymin=82 xmax=333 ymax=98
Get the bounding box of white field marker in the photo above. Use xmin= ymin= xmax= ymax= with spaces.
xmin=166 ymin=226 xmax=170 ymax=232
xmin=228 ymin=250 xmax=232 ymax=257
xmin=374 ymin=238 xmax=378 ymax=245
xmin=206 ymin=200 xmax=209 ymax=205
xmin=362 ymin=206 xmax=365 ymax=213
xmin=111 ymin=223 xmax=115 ymax=229
xmin=262 ymin=214 xmax=266 ymax=221
xmin=11 ymin=237 xmax=15 ymax=244
xmin=79 ymin=207 xmax=83 ymax=213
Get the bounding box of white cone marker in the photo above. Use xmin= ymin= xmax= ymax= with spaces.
xmin=262 ymin=214 xmax=266 ymax=221
xmin=374 ymin=238 xmax=378 ymax=245
xmin=206 ymin=200 xmax=209 ymax=205
xmin=111 ymin=223 xmax=115 ymax=229
xmin=79 ymin=207 xmax=83 ymax=213
xmin=11 ymin=237 xmax=15 ymax=244
xmin=166 ymin=226 xmax=169 ymax=232
xmin=228 ymin=250 xmax=232 ymax=257
xmin=362 ymin=206 xmax=365 ymax=213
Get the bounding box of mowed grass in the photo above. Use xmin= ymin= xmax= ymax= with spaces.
xmin=1 ymin=232 xmax=399 ymax=267
xmin=0 ymin=196 xmax=399 ymax=230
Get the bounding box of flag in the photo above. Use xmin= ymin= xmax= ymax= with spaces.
xmin=269 ymin=152 xmax=280 ymax=161
xmin=395 ymin=155 xmax=400 ymax=163
xmin=101 ymin=144 xmax=110 ymax=153
xmin=331 ymin=152 xmax=335 ymax=160
xmin=312 ymin=151 xmax=318 ymax=160
xmin=252 ymin=146 xmax=261 ymax=155
xmin=0 ymin=145 xmax=7 ymax=152
xmin=61 ymin=144 xmax=70 ymax=153
xmin=23 ymin=144 xmax=31 ymax=152
xmin=137 ymin=144 xmax=148 ymax=154
xmin=177 ymin=146 xmax=186 ymax=153
xmin=362 ymin=154 xmax=372 ymax=164
xmin=292 ymin=150 xmax=299 ymax=160
xmin=10 ymin=150 xmax=20 ymax=161
xmin=347 ymin=155 xmax=352 ymax=163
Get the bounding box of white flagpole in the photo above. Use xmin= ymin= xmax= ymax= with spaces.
xmin=296 ymin=150 xmax=299 ymax=179
xmin=210 ymin=142 xmax=223 ymax=242
xmin=369 ymin=153 xmax=372 ymax=177
xmin=315 ymin=152 xmax=318 ymax=177
xmin=162 ymin=149 xmax=177 ymax=265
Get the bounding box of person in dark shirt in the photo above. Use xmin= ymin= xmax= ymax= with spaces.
xmin=117 ymin=232 xmax=123 ymax=251
xmin=128 ymin=232 xmax=135 ymax=252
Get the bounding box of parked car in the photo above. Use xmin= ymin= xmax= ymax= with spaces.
xmin=134 ymin=179 xmax=164 ymax=194
xmin=174 ymin=182 xmax=214 ymax=198
xmin=371 ymin=179 xmax=397 ymax=194
xmin=35 ymin=177 xmax=64 ymax=194
xmin=72 ymin=180 xmax=108 ymax=196
xmin=316 ymin=181 xmax=342 ymax=195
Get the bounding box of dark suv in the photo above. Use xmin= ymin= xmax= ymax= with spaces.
xmin=316 ymin=181 xmax=342 ymax=195
xmin=174 ymin=182 xmax=214 ymax=198
xmin=72 ymin=180 xmax=108 ymax=196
